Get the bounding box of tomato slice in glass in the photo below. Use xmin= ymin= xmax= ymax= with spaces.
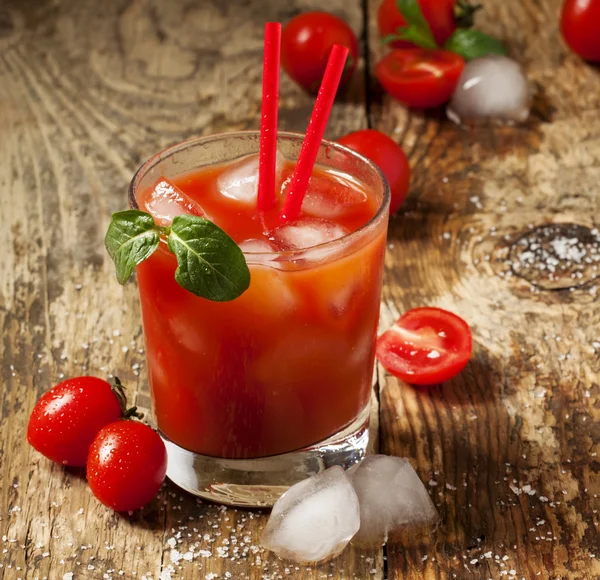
xmin=376 ymin=307 xmax=472 ymax=385
xmin=375 ymin=49 xmax=464 ymax=109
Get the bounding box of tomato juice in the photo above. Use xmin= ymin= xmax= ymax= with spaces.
xmin=132 ymin=136 xmax=389 ymax=460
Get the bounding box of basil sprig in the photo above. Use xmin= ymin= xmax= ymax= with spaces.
xmin=105 ymin=210 xmax=250 ymax=302
xmin=105 ymin=210 xmax=160 ymax=285
xmin=383 ymin=0 xmax=506 ymax=61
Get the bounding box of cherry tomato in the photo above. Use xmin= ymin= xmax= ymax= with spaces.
xmin=281 ymin=11 xmax=359 ymax=92
xmin=377 ymin=0 xmax=456 ymax=49
xmin=338 ymin=129 xmax=410 ymax=214
xmin=560 ymin=0 xmax=600 ymax=63
xmin=27 ymin=377 xmax=122 ymax=466
xmin=87 ymin=421 xmax=167 ymax=512
xmin=375 ymin=49 xmax=464 ymax=108
xmin=376 ymin=307 xmax=472 ymax=385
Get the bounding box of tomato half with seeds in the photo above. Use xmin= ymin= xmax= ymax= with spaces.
xmin=375 ymin=49 xmax=464 ymax=108
xmin=376 ymin=307 xmax=472 ymax=385
xmin=281 ymin=11 xmax=359 ymax=92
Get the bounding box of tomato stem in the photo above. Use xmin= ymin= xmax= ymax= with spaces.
xmin=454 ymin=0 xmax=482 ymax=29
xmin=110 ymin=377 xmax=144 ymax=420
xmin=124 ymin=406 xmax=144 ymax=420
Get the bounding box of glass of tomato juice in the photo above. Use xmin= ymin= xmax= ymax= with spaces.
xmin=129 ymin=132 xmax=389 ymax=506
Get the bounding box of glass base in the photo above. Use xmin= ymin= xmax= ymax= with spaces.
xmin=162 ymin=404 xmax=370 ymax=507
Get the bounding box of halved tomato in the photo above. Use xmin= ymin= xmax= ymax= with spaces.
xmin=375 ymin=49 xmax=464 ymax=109
xmin=376 ymin=307 xmax=472 ymax=385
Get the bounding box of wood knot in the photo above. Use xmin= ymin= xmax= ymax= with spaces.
xmin=508 ymin=223 xmax=600 ymax=290
xmin=0 ymin=7 xmax=23 ymax=47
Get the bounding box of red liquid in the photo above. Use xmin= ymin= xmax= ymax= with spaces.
xmin=136 ymin=157 xmax=387 ymax=458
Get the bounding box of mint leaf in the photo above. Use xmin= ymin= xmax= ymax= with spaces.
xmin=444 ymin=29 xmax=506 ymax=61
xmin=391 ymin=24 xmax=438 ymax=49
xmin=395 ymin=0 xmax=437 ymax=46
xmin=105 ymin=210 xmax=160 ymax=284
xmin=167 ymin=215 xmax=250 ymax=302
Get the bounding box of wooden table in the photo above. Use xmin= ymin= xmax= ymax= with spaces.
xmin=1 ymin=0 xmax=599 ymax=578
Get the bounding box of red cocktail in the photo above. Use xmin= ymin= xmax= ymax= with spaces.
xmin=129 ymin=132 xmax=389 ymax=505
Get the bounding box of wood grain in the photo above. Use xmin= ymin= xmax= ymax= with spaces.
xmin=1 ymin=0 xmax=599 ymax=578
xmin=0 ymin=0 xmax=381 ymax=579
xmin=368 ymin=0 xmax=600 ymax=578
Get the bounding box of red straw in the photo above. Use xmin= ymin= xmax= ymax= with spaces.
xmin=257 ymin=22 xmax=281 ymax=211
xmin=280 ymin=44 xmax=349 ymax=223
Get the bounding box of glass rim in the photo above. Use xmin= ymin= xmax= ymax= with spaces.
xmin=129 ymin=130 xmax=390 ymax=258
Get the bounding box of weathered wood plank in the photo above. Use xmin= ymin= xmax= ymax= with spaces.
xmin=0 ymin=0 xmax=383 ymax=579
xmin=368 ymin=0 xmax=600 ymax=577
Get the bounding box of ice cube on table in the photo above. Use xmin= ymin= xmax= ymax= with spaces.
xmin=272 ymin=217 xmax=349 ymax=252
xmin=447 ymin=55 xmax=530 ymax=124
xmin=218 ymin=150 xmax=285 ymax=205
xmin=301 ymin=172 xmax=368 ymax=219
xmin=348 ymin=455 xmax=439 ymax=547
xmin=146 ymin=178 xmax=205 ymax=226
xmin=261 ymin=466 xmax=360 ymax=563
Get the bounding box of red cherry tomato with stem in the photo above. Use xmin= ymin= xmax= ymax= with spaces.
xmin=281 ymin=11 xmax=359 ymax=92
xmin=375 ymin=49 xmax=464 ymax=109
xmin=87 ymin=421 xmax=167 ymax=512
xmin=376 ymin=307 xmax=472 ymax=385
xmin=27 ymin=376 xmax=123 ymax=466
xmin=338 ymin=129 xmax=411 ymax=214
xmin=560 ymin=0 xmax=600 ymax=63
xmin=377 ymin=0 xmax=456 ymax=49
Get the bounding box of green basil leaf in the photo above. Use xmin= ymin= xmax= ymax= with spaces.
xmin=444 ymin=29 xmax=506 ymax=61
xmin=392 ymin=24 xmax=438 ymax=50
xmin=167 ymin=215 xmax=250 ymax=302
xmin=395 ymin=0 xmax=437 ymax=46
xmin=105 ymin=210 xmax=160 ymax=284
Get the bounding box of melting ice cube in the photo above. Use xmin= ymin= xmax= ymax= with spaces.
xmin=301 ymin=172 xmax=368 ymax=219
xmin=239 ymin=238 xmax=278 ymax=267
xmin=272 ymin=217 xmax=349 ymax=253
xmin=447 ymin=55 xmax=531 ymax=124
xmin=261 ymin=466 xmax=360 ymax=563
xmin=218 ymin=151 xmax=285 ymax=205
xmin=348 ymin=455 xmax=439 ymax=547
xmin=145 ymin=178 xmax=205 ymax=226
xmin=239 ymin=238 xmax=275 ymax=254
